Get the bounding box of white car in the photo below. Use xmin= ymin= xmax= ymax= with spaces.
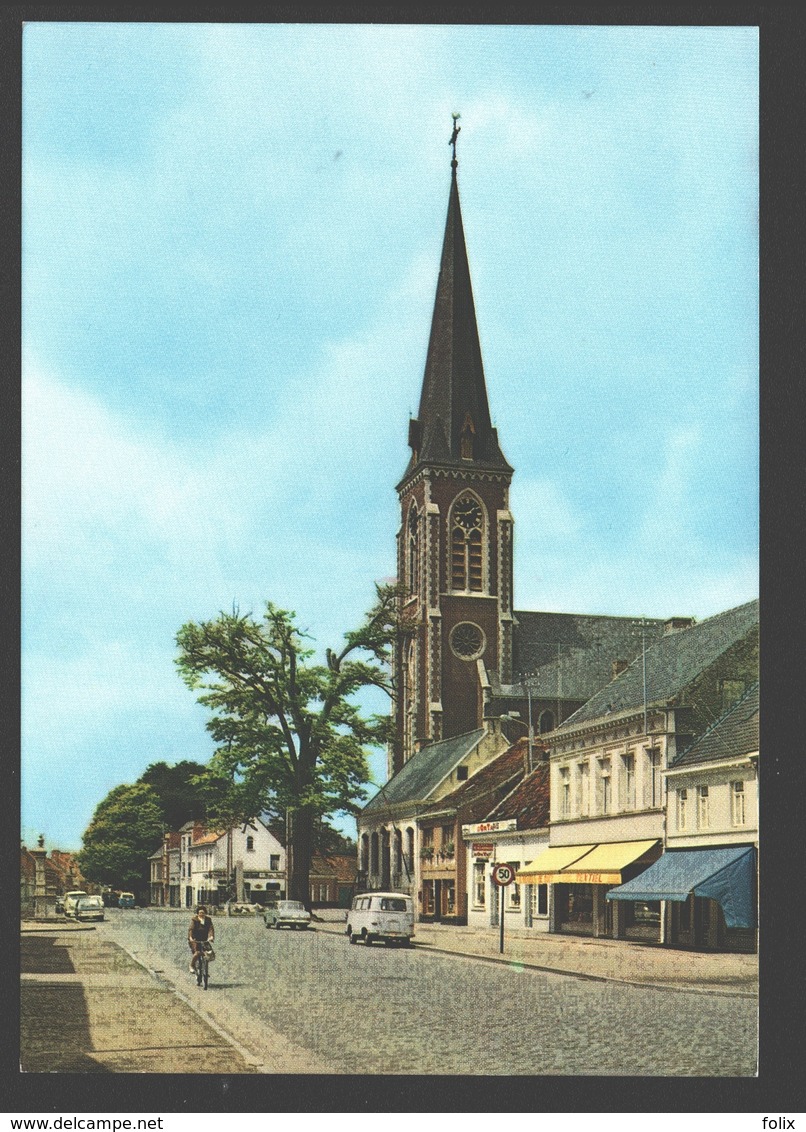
xmin=63 ymin=890 xmax=87 ymax=917
xmin=263 ymin=900 xmax=312 ymax=930
xmin=75 ymin=895 xmax=105 ymax=922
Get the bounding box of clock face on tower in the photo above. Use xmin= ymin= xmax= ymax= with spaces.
xmin=453 ymin=498 xmax=482 ymax=532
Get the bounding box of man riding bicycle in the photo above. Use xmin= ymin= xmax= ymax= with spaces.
xmin=188 ymin=904 xmax=215 ymax=973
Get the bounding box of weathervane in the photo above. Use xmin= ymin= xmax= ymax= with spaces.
xmin=449 ymin=112 xmax=461 ymax=166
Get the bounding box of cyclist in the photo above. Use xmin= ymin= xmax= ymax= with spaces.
xmin=188 ymin=904 xmax=215 ymax=974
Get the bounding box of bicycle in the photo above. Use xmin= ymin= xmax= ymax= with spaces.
xmin=195 ymin=941 xmax=214 ymax=990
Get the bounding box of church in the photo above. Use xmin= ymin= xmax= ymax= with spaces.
xmin=357 ymin=129 xmax=757 ymax=929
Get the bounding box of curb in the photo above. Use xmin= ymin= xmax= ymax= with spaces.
xmin=113 ymin=939 xmax=266 ymax=1071
xmin=315 ymin=922 xmax=756 ymax=999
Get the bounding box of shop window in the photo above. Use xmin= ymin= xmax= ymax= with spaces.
xmin=731 ymin=780 xmax=746 ymax=826
xmin=507 ymin=866 xmax=521 ymax=909
xmin=445 ymin=883 xmax=456 ymax=916
xmin=423 ymin=882 xmax=435 ymax=916
xmin=677 ymin=788 xmax=688 ymax=831
xmin=530 ymin=883 xmax=548 ymax=917
xmin=473 ymin=861 xmax=486 ymax=907
xmin=697 ymin=785 xmax=710 ymax=828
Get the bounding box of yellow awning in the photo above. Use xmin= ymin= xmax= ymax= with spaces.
xmin=556 ymin=840 xmax=660 ymax=885
xmin=516 ymin=845 xmax=596 ymax=884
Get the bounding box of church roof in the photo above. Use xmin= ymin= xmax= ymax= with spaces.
xmin=670 ymin=682 xmax=759 ymax=769
xmin=361 ymin=728 xmax=486 ymax=815
xmin=398 ymin=158 xmax=511 ymax=489
xmin=510 ymin=610 xmax=668 ymax=698
xmin=555 ymin=599 xmax=759 ymax=731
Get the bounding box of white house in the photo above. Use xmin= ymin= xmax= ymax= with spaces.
xmin=178 ymin=817 xmax=286 ymax=908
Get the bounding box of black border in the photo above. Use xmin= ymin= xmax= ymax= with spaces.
xmin=4 ymin=1 xmax=804 ymax=1117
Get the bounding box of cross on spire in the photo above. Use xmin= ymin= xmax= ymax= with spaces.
xmin=449 ymin=113 xmax=461 ymax=168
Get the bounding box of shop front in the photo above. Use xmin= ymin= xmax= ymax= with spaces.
xmin=606 ymin=845 xmax=756 ymax=952
xmin=517 ymin=840 xmax=660 ymax=940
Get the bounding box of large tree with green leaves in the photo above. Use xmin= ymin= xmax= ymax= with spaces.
xmin=175 ymin=584 xmax=398 ymax=904
xmin=137 ymin=759 xmax=225 ymax=830
xmin=77 ymin=782 xmax=165 ymax=893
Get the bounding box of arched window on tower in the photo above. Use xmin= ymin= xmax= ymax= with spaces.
xmin=450 ymin=494 xmax=484 ymax=592
xmin=539 ymin=710 xmax=555 ymax=734
xmin=407 ymin=504 xmax=420 ymax=596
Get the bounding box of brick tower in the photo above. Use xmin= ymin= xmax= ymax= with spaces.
xmin=391 ymin=128 xmax=514 ymax=775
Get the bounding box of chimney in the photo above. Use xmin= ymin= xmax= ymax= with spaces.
xmin=612 ymin=659 xmax=629 ymax=679
xmin=663 ymin=617 xmax=696 ymax=635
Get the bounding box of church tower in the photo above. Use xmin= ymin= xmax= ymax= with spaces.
xmin=392 ymin=123 xmax=514 ymax=775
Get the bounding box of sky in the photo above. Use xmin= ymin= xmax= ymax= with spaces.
xmin=21 ymin=22 xmax=758 ymax=851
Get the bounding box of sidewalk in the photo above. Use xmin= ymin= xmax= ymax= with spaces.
xmin=313 ymin=911 xmax=758 ymax=996
xmin=20 ymin=922 xmax=259 ymax=1073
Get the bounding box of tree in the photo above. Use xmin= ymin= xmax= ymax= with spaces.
xmin=77 ymin=782 xmax=165 ymax=893
xmin=175 ymin=584 xmax=398 ymax=905
xmin=137 ymin=759 xmax=226 ymax=830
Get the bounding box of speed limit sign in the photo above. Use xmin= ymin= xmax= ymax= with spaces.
xmin=491 ymin=863 xmax=515 ymax=887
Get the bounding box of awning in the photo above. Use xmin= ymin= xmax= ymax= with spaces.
xmin=516 ymin=845 xmax=596 ymax=884
xmin=606 ymin=846 xmax=756 ymax=929
xmin=555 ymin=840 xmax=660 ymax=886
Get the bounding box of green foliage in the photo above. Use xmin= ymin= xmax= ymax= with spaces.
xmin=78 ymin=782 xmax=165 ymax=891
xmin=137 ymin=759 xmax=228 ymax=830
xmin=174 ymin=583 xmax=399 ymax=899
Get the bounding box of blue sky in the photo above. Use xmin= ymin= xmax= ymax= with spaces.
xmin=21 ymin=23 xmax=758 ymax=851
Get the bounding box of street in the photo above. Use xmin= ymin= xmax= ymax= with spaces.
xmin=81 ymin=908 xmax=758 ymax=1075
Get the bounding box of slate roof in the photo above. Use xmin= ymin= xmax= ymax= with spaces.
xmin=361 ymin=728 xmax=486 ymax=815
xmin=423 ymin=740 xmax=528 ymax=816
xmin=671 ymin=682 xmax=759 ymax=769
xmin=483 ymin=761 xmax=551 ymax=830
xmin=509 ymin=610 xmax=668 ymax=697
xmin=398 ymin=164 xmax=511 ymax=489
xmin=555 ymin=599 xmax=759 ymax=731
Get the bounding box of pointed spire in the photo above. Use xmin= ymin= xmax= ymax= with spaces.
xmin=400 ymin=121 xmax=512 ymax=487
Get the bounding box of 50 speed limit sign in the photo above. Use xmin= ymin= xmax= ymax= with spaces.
xmin=491 ymin=863 xmax=515 ymax=887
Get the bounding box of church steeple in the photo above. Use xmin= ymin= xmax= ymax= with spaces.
xmin=391 ymin=122 xmax=516 ymax=773
xmin=399 ymin=126 xmax=512 ymax=489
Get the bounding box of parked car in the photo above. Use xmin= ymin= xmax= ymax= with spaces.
xmin=75 ymin=895 xmax=105 ymax=922
xmin=263 ymin=900 xmax=311 ymax=930
xmin=63 ymin=890 xmax=87 ymax=917
xmin=118 ymin=892 xmax=136 ymax=909
xmin=346 ymin=892 xmax=414 ymax=947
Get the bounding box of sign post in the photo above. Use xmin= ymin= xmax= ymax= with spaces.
xmin=491 ymin=863 xmax=515 ymax=955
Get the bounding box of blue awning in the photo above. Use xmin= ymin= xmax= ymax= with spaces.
xmin=605 ymin=846 xmax=755 ymax=929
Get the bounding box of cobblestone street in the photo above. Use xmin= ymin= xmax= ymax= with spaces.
xmin=21 ymin=911 xmax=757 ymax=1075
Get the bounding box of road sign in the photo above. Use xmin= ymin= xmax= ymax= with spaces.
xmin=491 ymin=863 xmax=515 ymax=887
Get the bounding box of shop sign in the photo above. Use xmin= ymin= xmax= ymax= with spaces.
xmin=472 ymin=842 xmax=494 ymax=858
xmin=462 ymin=818 xmax=517 ymax=836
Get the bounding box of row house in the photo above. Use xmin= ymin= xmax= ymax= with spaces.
xmin=514 ymin=599 xmax=758 ymax=950
xmin=357 ymin=723 xmax=509 ymax=917
xmin=463 ymin=754 xmax=551 ymax=932
xmin=309 ymin=854 xmax=357 ymax=908
xmin=608 ymin=681 xmax=758 ymax=952
xmin=417 ymin=739 xmax=529 ymax=923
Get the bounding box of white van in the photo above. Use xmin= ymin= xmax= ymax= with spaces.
xmin=346 ymin=892 xmax=414 ymax=947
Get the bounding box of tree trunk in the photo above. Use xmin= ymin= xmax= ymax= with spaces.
xmin=287 ymin=805 xmax=315 ymax=908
